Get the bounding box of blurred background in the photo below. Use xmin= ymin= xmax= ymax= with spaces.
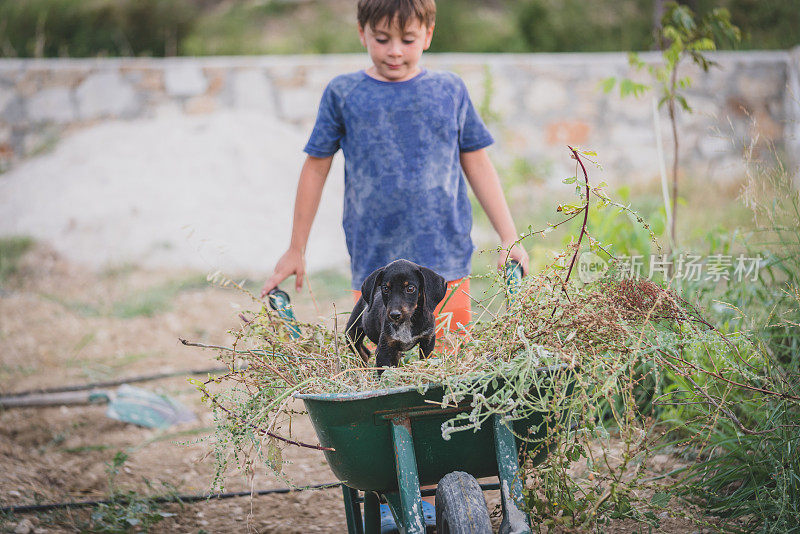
xmin=1 ymin=0 xmax=798 ymax=280
xmin=0 ymin=0 xmax=797 ymax=57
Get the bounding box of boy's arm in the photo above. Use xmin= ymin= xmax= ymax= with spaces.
xmin=460 ymin=148 xmax=530 ymax=275
xmin=261 ymin=154 xmax=334 ymax=297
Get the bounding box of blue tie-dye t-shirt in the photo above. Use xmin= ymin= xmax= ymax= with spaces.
xmin=304 ymin=69 xmax=494 ymax=289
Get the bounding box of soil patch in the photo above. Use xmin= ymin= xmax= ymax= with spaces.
xmin=1 ymin=246 xmax=699 ymax=532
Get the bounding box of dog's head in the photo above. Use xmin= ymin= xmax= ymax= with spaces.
xmin=361 ymin=259 xmax=447 ymax=324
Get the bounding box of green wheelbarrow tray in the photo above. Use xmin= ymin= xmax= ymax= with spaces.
xmin=294 ymin=363 xmax=575 ymax=534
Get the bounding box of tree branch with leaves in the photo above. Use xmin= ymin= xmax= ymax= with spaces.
xmin=604 ymin=2 xmax=740 ymax=253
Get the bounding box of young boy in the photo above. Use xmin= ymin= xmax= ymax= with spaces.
xmin=261 ymin=0 xmax=528 ymax=330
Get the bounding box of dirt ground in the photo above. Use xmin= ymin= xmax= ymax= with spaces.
xmin=1 ymin=246 xmax=700 ymax=533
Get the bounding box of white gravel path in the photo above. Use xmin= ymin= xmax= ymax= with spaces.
xmin=0 ymin=111 xmax=350 ymax=277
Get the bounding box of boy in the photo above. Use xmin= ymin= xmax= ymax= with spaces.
xmin=261 ymin=0 xmax=528 ymax=331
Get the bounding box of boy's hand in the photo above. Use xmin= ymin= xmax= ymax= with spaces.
xmin=260 ymin=248 xmax=305 ymax=297
xmin=498 ymin=241 xmax=530 ymax=277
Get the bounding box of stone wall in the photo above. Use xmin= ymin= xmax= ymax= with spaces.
xmin=1 ymin=51 xmax=797 ymax=183
xmin=788 ymin=47 xmax=800 ymax=185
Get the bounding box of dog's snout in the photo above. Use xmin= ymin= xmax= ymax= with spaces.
xmin=388 ymin=309 xmax=402 ymax=322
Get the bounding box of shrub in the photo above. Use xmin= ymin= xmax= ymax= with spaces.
xmin=664 ymin=147 xmax=800 ymax=531
xmin=0 ymin=0 xmax=198 ymax=57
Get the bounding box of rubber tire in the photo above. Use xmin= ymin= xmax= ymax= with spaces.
xmin=435 ymin=471 xmax=492 ymax=534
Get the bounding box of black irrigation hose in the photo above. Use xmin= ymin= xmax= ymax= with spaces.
xmin=2 ymin=367 xmax=229 ymax=398
xmin=1 ymin=482 xmax=342 ymax=515
xmin=3 ymin=482 xmax=505 ymax=515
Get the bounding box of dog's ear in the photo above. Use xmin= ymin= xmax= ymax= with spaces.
xmin=360 ymin=267 xmax=384 ymax=305
xmin=417 ymin=267 xmax=447 ymax=314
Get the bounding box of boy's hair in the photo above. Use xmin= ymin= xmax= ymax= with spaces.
xmin=357 ymin=0 xmax=436 ymax=30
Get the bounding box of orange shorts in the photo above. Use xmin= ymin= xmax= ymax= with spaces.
xmin=352 ymin=277 xmax=471 ymax=333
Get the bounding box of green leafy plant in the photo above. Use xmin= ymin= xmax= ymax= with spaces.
xmin=515 ymin=0 xmax=653 ymax=53
xmin=476 ymin=65 xmax=501 ymax=126
xmin=569 ymin=184 xmax=667 ymax=278
xmin=88 ymin=451 xmax=180 ymax=533
xmin=659 ymin=140 xmax=800 ymax=532
xmin=603 ymin=2 xmax=741 ymax=249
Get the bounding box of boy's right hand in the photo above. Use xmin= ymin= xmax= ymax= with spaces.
xmin=260 ymin=248 xmax=305 ymax=297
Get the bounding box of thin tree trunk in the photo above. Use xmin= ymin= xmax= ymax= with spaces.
xmin=669 ymin=67 xmax=679 ymax=254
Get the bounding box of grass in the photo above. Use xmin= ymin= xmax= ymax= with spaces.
xmin=85 ymin=451 xmax=179 ymax=533
xmin=41 ymin=269 xmax=209 ymax=320
xmin=62 ymin=444 xmax=113 ymax=454
xmin=110 ymin=274 xmax=208 ymax=319
xmin=72 ymin=332 xmax=96 ymax=353
xmin=67 ymin=351 xmax=162 ymax=381
xmin=60 ymin=426 xmax=211 ymax=455
xmin=26 ymin=127 xmax=61 ymax=159
xmin=0 ymin=363 xmax=38 ymax=384
xmin=0 ymin=236 xmax=34 ymax=286
xmin=100 ymin=263 xmax=138 ymax=280
xmin=40 ymin=293 xmax=102 ymax=317
xmin=129 ymin=426 xmax=213 ymax=453
xmin=38 ymin=273 xmax=211 ymax=319
xmin=658 ymin=147 xmax=800 ymax=532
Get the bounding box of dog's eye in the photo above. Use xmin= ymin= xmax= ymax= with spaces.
xmin=406 ymin=285 xmax=416 ymax=293
xmin=381 ymin=285 xmax=389 ymax=294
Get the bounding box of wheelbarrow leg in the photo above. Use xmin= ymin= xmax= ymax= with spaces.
xmin=494 ymin=415 xmax=532 ymax=534
xmin=363 ymin=491 xmax=381 ymax=534
xmin=342 ymin=485 xmax=364 ymax=534
xmin=386 ymin=415 xmax=426 ymax=534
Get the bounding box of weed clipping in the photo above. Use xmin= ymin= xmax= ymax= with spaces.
xmin=189 ymin=147 xmax=799 ymax=531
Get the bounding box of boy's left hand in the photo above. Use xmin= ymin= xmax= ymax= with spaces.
xmin=498 ymin=242 xmax=529 ymax=276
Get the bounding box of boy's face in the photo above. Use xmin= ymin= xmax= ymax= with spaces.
xmin=358 ymin=17 xmax=434 ymax=82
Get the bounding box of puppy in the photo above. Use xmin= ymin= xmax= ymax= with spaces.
xmin=345 ymin=259 xmax=447 ymax=370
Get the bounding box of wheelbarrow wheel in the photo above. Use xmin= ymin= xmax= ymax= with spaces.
xmin=435 ymin=471 xmax=492 ymax=534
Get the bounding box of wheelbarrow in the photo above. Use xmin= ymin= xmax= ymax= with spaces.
xmin=295 ymin=366 xmax=573 ymax=534
xmin=276 ymin=262 xmax=572 ymax=532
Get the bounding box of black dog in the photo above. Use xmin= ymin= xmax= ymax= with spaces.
xmin=345 ymin=259 xmax=447 ymax=370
